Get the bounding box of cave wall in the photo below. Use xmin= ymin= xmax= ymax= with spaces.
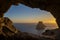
xmin=0 ymin=0 xmax=60 ymax=28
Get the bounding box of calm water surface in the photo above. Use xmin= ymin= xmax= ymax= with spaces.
xmin=14 ymin=23 xmax=58 ymax=35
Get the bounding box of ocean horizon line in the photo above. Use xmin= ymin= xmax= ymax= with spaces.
xmin=13 ymin=22 xmax=57 ymax=24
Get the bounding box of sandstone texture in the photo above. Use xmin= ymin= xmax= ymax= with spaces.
xmin=0 ymin=17 xmax=18 ymax=36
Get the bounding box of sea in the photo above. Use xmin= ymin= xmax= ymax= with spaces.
xmin=13 ymin=23 xmax=58 ymax=35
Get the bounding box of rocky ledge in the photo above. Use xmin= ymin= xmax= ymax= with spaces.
xmin=0 ymin=31 xmax=54 ymax=40
xmin=0 ymin=17 xmax=59 ymax=40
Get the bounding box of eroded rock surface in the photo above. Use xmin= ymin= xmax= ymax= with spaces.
xmin=0 ymin=17 xmax=18 ymax=36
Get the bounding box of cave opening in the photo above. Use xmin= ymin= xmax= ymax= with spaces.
xmin=4 ymin=4 xmax=58 ymax=33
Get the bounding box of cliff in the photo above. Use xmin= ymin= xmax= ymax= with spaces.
xmin=0 ymin=17 xmax=18 ymax=36
xmin=36 ymin=21 xmax=46 ymax=30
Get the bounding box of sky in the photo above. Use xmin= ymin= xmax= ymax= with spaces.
xmin=4 ymin=4 xmax=56 ymax=23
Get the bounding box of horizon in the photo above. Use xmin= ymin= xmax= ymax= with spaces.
xmin=14 ymin=22 xmax=58 ymax=30
xmin=14 ymin=22 xmax=57 ymax=25
xmin=5 ymin=4 xmax=56 ymax=24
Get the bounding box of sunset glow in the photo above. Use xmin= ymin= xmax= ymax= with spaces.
xmin=5 ymin=4 xmax=56 ymax=24
xmin=11 ymin=18 xmax=56 ymax=24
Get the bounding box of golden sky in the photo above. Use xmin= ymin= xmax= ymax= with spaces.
xmin=11 ymin=17 xmax=56 ymax=24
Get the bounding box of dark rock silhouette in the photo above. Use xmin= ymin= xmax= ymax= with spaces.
xmin=51 ymin=28 xmax=60 ymax=40
xmin=0 ymin=31 xmax=54 ymax=40
xmin=42 ymin=28 xmax=60 ymax=40
xmin=36 ymin=21 xmax=46 ymax=30
xmin=42 ymin=30 xmax=55 ymax=36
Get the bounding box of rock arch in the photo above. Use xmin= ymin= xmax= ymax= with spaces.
xmin=0 ymin=0 xmax=60 ymax=28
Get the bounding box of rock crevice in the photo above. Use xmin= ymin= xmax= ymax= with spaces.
xmin=0 ymin=17 xmax=18 ymax=36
